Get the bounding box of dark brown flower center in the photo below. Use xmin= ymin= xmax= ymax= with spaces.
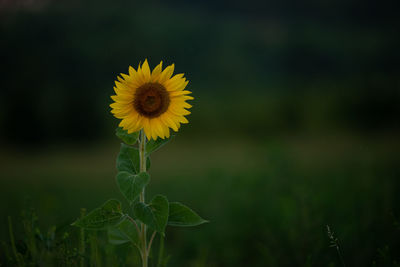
xmin=133 ymin=83 xmax=170 ymax=118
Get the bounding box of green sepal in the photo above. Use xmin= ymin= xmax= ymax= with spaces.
xmin=168 ymin=202 xmax=208 ymax=227
xmin=146 ymin=136 xmax=174 ymax=156
xmin=116 ymin=172 xmax=150 ymax=205
xmin=72 ymin=199 xmax=124 ymax=230
xmin=117 ymin=144 xmax=151 ymax=174
xmin=108 ymin=217 xmax=140 ymax=248
xmin=115 ymin=127 xmax=139 ymax=145
xmin=133 ymin=195 xmax=169 ymax=235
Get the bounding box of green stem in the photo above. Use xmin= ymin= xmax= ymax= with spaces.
xmin=147 ymin=231 xmax=157 ymax=253
xmin=157 ymin=235 xmax=164 ymax=267
xmin=139 ymin=129 xmax=148 ymax=267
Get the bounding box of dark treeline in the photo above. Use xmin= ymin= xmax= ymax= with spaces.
xmin=1 ymin=0 xmax=399 ymax=145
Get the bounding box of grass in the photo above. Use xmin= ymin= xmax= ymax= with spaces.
xmin=1 ymin=132 xmax=400 ymax=266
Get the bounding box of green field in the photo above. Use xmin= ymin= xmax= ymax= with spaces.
xmin=1 ymin=131 xmax=399 ymax=266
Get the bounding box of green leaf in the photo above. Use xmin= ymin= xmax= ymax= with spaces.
xmin=117 ymin=144 xmax=140 ymax=174
xmin=115 ymin=127 xmax=139 ymax=145
xmin=168 ymin=202 xmax=208 ymax=227
xmin=117 ymin=144 xmax=151 ymax=174
xmin=133 ymin=195 xmax=169 ymax=234
xmin=116 ymin=172 xmax=150 ymax=204
xmin=72 ymin=199 xmax=124 ymax=230
xmin=146 ymin=136 xmax=174 ymax=156
xmin=108 ymin=217 xmax=140 ymax=248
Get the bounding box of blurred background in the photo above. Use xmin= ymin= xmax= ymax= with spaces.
xmin=1 ymin=0 xmax=399 ymax=266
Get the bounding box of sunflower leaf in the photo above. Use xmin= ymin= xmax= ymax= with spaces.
xmin=146 ymin=136 xmax=175 ymax=156
xmin=168 ymin=202 xmax=208 ymax=227
xmin=108 ymin=217 xmax=140 ymax=248
xmin=117 ymin=144 xmax=151 ymax=174
xmin=115 ymin=127 xmax=139 ymax=145
xmin=116 ymin=172 xmax=150 ymax=205
xmin=133 ymin=195 xmax=169 ymax=234
xmin=71 ymin=199 xmax=124 ymax=230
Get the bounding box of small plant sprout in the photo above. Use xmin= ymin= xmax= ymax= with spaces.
xmin=326 ymin=225 xmax=346 ymax=267
xmin=72 ymin=60 xmax=207 ymax=267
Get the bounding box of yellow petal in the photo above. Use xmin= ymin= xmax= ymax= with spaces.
xmin=111 ymin=107 xmax=134 ymax=116
xmin=141 ymin=59 xmax=151 ymax=82
xmin=110 ymin=102 xmax=130 ymax=109
xmin=170 ymin=100 xmax=192 ymax=109
xmin=160 ymin=122 xmax=170 ymax=138
xmin=111 ymin=95 xmax=133 ymax=104
xmin=151 ymin=124 xmax=158 ymax=140
xmin=127 ymin=117 xmax=143 ymax=133
xmin=165 ymin=73 xmax=184 ymax=85
xmin=174 ymin=80 xmax=189 ymax=91
xmin=182 ymin=95 xmax=194 ymax=100
xmin=168 ymin=103 xmax=191 ymax=115
xmin=151 ymin=61 xmax=163 ymax=82
xmin=177 ymin=116 xmax=189 ymax=124
xmin=128 ymin=66 xmax=137 ymax=76
xmin=111 ymin=106 xmax=132 ymax=113
xmin=142 ymin=118 xmax=152 ymax=140
xmin=128 ymin=66 xmax=145 ymax=86
xmin=114 ymin=81 xmax=133 ymax=94
xmin=120 ymin=112 xmax=139 ymax=127
xmin=160 ymin=113 xmax=178 ymax=132
xmin=113 ymin=87 xmax=129 ymax=97
xmin=120 ymin=116 xmax=136 ymax=129
xmin=119 ymin=112 xmax=138 ymax=128
xmin=112 ymin=112 xmax=126 ymax=119
xmin=120 ymin=73 xmax=140 ymax=88
xmin=151 ymin=119 xmax=165 ymax=139
xmin=166 ymin=111 xmax=183 ymax=131
xmin=135 ymin=62 xmax=146 ymax=85
xmin=158 ymin=63 xmax=175 ymax=84
xmin=169 ymin=90 xmax=192 ymax=97
xmin=166 ymin=80 xmax=185 ymax=92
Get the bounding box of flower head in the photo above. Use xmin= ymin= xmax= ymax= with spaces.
xmin=110 ymin=60 xmax=193 ymax=140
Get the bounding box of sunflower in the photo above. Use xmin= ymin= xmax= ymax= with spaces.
xmin=110 ymin=59 xmax=193 ymax=140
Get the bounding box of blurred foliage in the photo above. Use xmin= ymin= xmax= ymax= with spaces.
xmin=1 ymin=136 xmax=400 ymax=266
